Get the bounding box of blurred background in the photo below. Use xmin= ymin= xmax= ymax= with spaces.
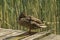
xmin=0 ymin=0 xmax=60 ymax=34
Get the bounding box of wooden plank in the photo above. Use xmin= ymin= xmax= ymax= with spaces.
xmin=2 ymin=31 xmax=26 ymax=40
xmin=38 ymin=34 xmax=56 ymax=40
xmin=51 ymin=35 xmax=60 ymax=40
xmin=0 ymin=28 xmax=27 ymax=40
xmin=0 ymin=28 xmax=26 ymax=37
xmin=21 ymin=30 xmax=52 ymax=40
xmin=0 ymin=29 xmax=13 ymax=37
xmin=39 ymin=34 xmax=60 ymax=40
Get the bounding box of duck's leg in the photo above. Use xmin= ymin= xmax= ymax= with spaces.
xmin=29 ymin=27 xmax=31 ymax=34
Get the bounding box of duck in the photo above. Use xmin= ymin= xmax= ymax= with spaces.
xmin=17 ymin=11 xmax=47 ymax=34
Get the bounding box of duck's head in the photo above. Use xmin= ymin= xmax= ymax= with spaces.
xmin=19 ymin=11 xmax=27 ymax=20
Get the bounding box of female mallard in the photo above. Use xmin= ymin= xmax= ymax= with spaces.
xmin=17 ymin=11 xmax=47 ymax=34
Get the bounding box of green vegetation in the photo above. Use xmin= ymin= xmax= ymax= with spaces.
xmin=0 ymin=0 xmax=60 ymax=34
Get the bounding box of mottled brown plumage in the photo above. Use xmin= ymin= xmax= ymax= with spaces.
xmin=18 ymin=11 xmax=47 ymax=34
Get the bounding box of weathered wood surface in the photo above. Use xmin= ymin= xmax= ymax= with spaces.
xmin=0 ymin=28 xmax=60 ymax=40
xmin=39 ymin=34 xmax=60 ymax=40
xmin=21 ymin=30 xmax=52 ymax=40
xmin=21 ymin=31 xmax=60 ymax=40
xmin=0 ymin=28 xmax=26 ymax=40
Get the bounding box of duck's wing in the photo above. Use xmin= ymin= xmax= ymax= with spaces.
xmin=30 ymin=21 xmax=47 ymax=28
xmin=26 ymin=16 xmax=47 ymax=28
xmin=28 ymin=16 xmax=43 ymax=24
